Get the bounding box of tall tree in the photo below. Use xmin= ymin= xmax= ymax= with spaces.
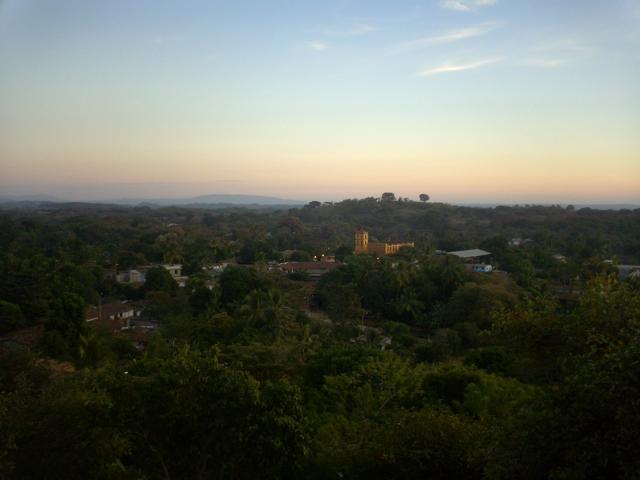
xmin=381 ymin=192 xmax=396 ymax=203
xmin=42 ymin=292 xmax=87 ymax=359
xmin=144 ymin=267 xmax=178 ymax=295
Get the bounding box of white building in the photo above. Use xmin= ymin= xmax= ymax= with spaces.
xmin=448 ymin=249 xmax=492 ymax=260
xmin=115 ymin=264 xmax=183 ymax=285
xmin=471 ymin=264 xmax=493 ymax=273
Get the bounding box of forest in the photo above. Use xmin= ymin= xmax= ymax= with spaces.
xmin=1 ymin=197 xmax=639 ymax=479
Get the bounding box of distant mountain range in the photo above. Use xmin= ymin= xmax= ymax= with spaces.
xmin=1 ymin=194 xmax=638 ymax=210
xmin=458 ymin=203 xmax=640 ymax=210
xmin=0 ymin=194 xmax=306 ymax=207
xmin=110 ymin=194 xmax=305 ymax=206
xmin=0 ymin=194 xmax=66 ymax=203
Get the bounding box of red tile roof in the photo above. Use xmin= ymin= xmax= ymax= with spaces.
xmin=0 ymin=324 xmax=45 ymax=349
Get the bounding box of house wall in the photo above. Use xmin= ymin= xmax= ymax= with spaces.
xmin=354 ymin=230 xmax=369 ymax=254
xmin=354 ymin=230 xmax=414 ymax=256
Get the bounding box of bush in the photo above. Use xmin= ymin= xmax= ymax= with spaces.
xmin=287 ymin=271 xmax=310 ymax=282
xmin=415 ymin=329 xmax=462 ymax=363
xmin=422 ymin=365 xmax=481 ymax=407
xmin=464 ymin=347 xmax=508 ymax=374
xmin=0 ymin=301 xmax=26 ymax=334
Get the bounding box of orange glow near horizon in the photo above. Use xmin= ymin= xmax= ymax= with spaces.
xmin=1 ymin=0 xmax=638 ymax=203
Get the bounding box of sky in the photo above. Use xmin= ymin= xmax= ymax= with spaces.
xmin=0 ymin=0 xmax=639 ymax=203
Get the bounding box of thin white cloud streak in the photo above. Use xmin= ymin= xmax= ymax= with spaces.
xmin=519 ymin=58 xmax=566 ymax=68
xmin=531 ymin=37 xmax=596 ymax=54
xmin=526 ymin=37 xmax=595 ymax=66
xmin=349 ymin=24 xmax=376 ymax=36
xmin=419 ymin=57 xmax=503 ymax=76
xmin=313 ymin=23 xmax=377 ymax=37
xmin=440 ymin=0 xmax=497 ymax=12
xmin=145 ymin=34 xmax=182 ymax=46
xmin=308 ymin=41 xmax=328 ymax=51
xmin=390 ymin=25 xmax=496 ymax=53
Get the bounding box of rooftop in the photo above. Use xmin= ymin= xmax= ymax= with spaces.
xmin=0 ymin=324 xmax=44 ymax=351
xmin=85 ymin=301 xmax=141 ymax=322
xmin=280 ymin=261 xmax=341 ymax=272
xmin=448 ymin=249 xmax=492 ymax=259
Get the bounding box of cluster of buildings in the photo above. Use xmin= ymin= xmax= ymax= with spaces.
xmin=447 ymin=249 xmax=494 ymax=272
xmin=273 ymin=261 xmax=341 ymax=280
xmin=84 ymin=301 xmax=155 ymax=351
xmin=113 ymin=263 xmax=188 ymax=287
xmin=618 ymin=264 xmax=640 ymax=280
xmin=85 ymin=301 xmax=142 ymax=329
xmin=354 ymin=229 xmax=415 ymax=256
xmin=354 ymin=229 xmax=495 ymax=272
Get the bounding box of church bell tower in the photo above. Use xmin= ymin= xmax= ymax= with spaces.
xmin=354 ymin=229 xmax=369 ymax=254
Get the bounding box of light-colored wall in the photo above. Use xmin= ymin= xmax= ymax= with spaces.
xmin=354 ymin=230 xmax=413 ymax=256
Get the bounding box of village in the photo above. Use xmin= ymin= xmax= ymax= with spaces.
xmin=5 ymin=224 xmax=636 ymax=359
xmin=1 ymin=197 xmax=639 ymax=479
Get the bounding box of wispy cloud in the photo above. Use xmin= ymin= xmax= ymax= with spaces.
xmin=525 ymin=37 xmax=595 ymax=66
xmin=390 ymin=24 xmax=497 ymax=53
xmin=308 ymin=41 xmax=328 ymax=51
xmin=145 ymin=34 xmax=181 ymax=46
xmin=313 ymin=23 xmax=377 ymax=37
xmin=519 ymin=58 xmax=566 ymax=68
xmin=441 ymin=0 xmax=497 ymax=12
xmin=348 ymin=24 xmax=377 ymax=36
xmin=419 ymin=57 xmax=503 ymax=76
xmin=531 ymin=37 xmax=596 ymax=54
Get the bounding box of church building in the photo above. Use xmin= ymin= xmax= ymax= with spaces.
xmin=354 ymin=229 xmax=414 ymax=256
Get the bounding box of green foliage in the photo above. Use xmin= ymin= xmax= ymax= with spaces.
xmin=323 ymin=354 xmax=426 ymax=415
xmin=310 ymin=356 xmax=485 ymax=479
xmin=42 ymin=292 xmax=87 ymax=359
xmin=305 ymin=345 xmax=382 ymax=388
xmin=122 ymin=346 xmax=308 ymax=479
xmin=483 ymin=278 xmax=640 ymax=479
xmin=289 ymin=250 xmax=313 ymax=261
xmin=218 ymin=266 xmax=261 ymax=308
xmin=238 ymin=288 xmax=288 ymax=336
xmin=321 ymin=283 xmax=364 ymax=323
xmin=415 ymin=329 xmax=462 ymax=363
xmin=144 ymin=266 xmax=178 ymax=295
xmin=434 ymin=281 xmax=518 ymax=329
xmin=464 ymin=346 xmax=508 ymax=374
xmin=421 ymin=364 xmax=481 ymax=407
xmin=237 ymin=238 xmax=277 ymax=264
xmin=0 ymin=255 xmax=52 ymax=323
xmin=1 ymin=202 xmax=640 ymax=479
xmin=189 ymin=285 xmax=217 ymax=313
xmin=143 ymin=291 xmax=187 ymax=321
xmin=311 ymin=407 xmax=482 ymax=480
xmin=1 ymin=346 xmax=309 ymax=479
xmin=381 ymin=192 xmax=396 ymax=202
xmin=1 ymin=372 xmax=131 ymax=479
xmin=287 ymin=270 xmax=311 ymax=281
xmin=0 ymin=301 xmax=26 ymax=334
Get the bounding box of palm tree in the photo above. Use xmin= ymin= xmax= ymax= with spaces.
xmin=394 ymin=289 xmax=425 ymax=324
xmin=437 ymin=256 xmax=463 ymax=300
xmin=394 ymin=261 xmax=415 ymax=297
xmin=78 ymin=330 xmax=101 ymax=367
xmin=240 ymin=289 xmax=287 ymax=335
xmin=240 ymin=290 xmax=266 ymax=324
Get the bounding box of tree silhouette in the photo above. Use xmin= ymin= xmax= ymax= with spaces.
xmin=381 ymin=192 xmax=396 ymax=203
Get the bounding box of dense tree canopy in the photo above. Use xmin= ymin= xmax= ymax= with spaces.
xmin=0 ymin=200 xmax=639 ymax=479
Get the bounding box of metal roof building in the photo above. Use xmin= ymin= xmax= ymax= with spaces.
xmin=448 ymin=249 xmax=491 ymax=259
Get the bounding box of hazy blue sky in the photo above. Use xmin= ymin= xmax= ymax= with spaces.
xmin=1 ymin=0 xmax=639 ymax=202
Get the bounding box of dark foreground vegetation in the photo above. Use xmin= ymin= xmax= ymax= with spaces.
xmin=1 ymin=198 xmax=639 ymax=479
